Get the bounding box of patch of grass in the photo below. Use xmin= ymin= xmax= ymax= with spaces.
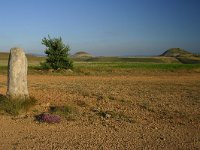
xmin=108 ymin=96 xmax=116 ymax=101
xmin=76 ymin=100 xmax=88 ymax=107
xmin=139 ymin=101 xmax=149 ymax=109
xmin=49 ymin=105 xmax=78 ymax=121
xmin=139 ymin=101 xmax=155 ymax=112
xmin=107 ymin=96 xmax=130 ymax=104
xmin=116 ymin=112 xmax=135 ymax=123
xmin=0 ymin=95 xmax=37 ymax=116
xmin=92 ymin=108 xmax=136 ymax=123
xmin=72 ymin=63 xmax=200 ymax=75
xmin=32 ymin=109 xmax=39 ymax=113
xmin=158 ymin=109 xmax=188 ymax=121
xmin=119 ymin=98 xmax=127 ymax=103
xmin=96 ymin=95 xmax=104 ymax=101
xmin=97 ymin=110 xmax=109 ymax=118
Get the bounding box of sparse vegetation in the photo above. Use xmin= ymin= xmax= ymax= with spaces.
xmin=49 ymin=105 xmax=78 ymax=121
xmin=0 ymin=95 xmax=37 ymax=115
xmin=76 ymin=100 xmax=88 ymax=107
xmin=139 ymin=101 xmax=155 ymax=112
xmin=92 ymin=108 xmax=136 ymax=123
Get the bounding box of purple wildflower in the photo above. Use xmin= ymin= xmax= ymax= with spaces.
xmin=35 ymin=113 xmax=61 ymax=123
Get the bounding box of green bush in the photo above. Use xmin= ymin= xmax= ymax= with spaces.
xmin=41 ymin=35 xmax=73 ymax=70
xmin=39 ymin=62 xmax=51 ymax=70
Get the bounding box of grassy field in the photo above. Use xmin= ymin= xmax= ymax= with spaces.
xmin=1 ymin=52 xmax=200 ymax=75
xmin=0 ymin=62 xmax=199 ymax=76
xmin=73 ymin=62 xmax=200 ymax=74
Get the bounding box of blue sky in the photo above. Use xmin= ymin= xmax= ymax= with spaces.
xmin=0 ymin=0 xmax=200 ymax=56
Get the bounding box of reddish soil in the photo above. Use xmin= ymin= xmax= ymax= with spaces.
xmin=0 ymin=74 xmax=199 ymax=149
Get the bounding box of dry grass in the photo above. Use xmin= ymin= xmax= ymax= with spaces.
xmin=0 ymin=95 xmax=37 ymax=116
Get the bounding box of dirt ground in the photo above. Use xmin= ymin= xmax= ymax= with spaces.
xmin=0 ymin=73 xmax=199 ymax=150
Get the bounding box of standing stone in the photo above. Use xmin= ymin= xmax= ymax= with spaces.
xmin=7 ymin=47 xmax=29 ymax=99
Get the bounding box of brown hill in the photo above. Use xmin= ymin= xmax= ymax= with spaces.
xmin=72 ymin=51 xmax=93 ymax=58
xmin=161 ymin=48 xmax=193 ymax=57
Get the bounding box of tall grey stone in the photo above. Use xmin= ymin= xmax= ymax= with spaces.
xmin=7 ymin=47 xmax=29 ymax=99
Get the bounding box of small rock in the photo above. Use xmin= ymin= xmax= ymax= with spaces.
xmin=92 ymin=107 xmax=100 ymax=112
xmin=106 ymin=114 xmax=111 ymax=118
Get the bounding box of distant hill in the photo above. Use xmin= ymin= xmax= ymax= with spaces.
xmin=161 ymin=48 xmax=193 ymax=57
xmin=160 ymin=48 xmax=200 ymax=64
xmin=72 ymin=51 xmax=93 ymax=58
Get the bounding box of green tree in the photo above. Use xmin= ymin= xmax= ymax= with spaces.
xmin=41 ymin=35 xmax=73 ymax=70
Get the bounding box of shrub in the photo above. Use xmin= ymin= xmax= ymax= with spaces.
xmin=39 ymin=62 xmax=51 ymax=70
xmin=41 ymin=35 xmax=73 ymax=70
xmin=0 ymin=95 xmax=37 ymax=116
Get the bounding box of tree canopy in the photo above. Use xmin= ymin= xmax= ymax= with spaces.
xmin=41 ymin=35 xmax=73 ymax=70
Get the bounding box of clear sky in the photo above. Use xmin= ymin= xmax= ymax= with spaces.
xmin=0 ymin=0 xmax=200 ymax=56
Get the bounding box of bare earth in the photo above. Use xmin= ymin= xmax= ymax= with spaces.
xmin=0 ymin=74 xmax=199 ymax=150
